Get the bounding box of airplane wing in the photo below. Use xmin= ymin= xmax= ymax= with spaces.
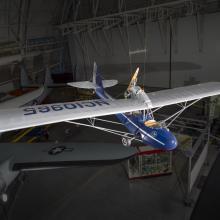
xmin=0 ymin=142 xmax=138 ymax=171
xmin=0 ymin=99 xmax=147 ymax=132
xmin=0 ymin=82 xmax=219 ymax=132
xmin=147 ymin=82 xmax=220 ymax=109
xmin=0 ymin=86 xmax=44 ymax=108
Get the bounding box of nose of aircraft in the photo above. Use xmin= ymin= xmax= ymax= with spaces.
xmin=141 ymin=127 xmax=178 ymax=150
xmin=163 ymin=130 xmax=178 ymax=150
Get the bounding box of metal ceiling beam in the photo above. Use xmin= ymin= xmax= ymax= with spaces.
xmin=58 ymin=0 xmax=207 ymax=35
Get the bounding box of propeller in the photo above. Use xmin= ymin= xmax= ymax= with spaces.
xmin=127 ymin=67 xmax=139 ymax=92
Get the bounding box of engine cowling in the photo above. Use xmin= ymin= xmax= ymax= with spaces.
xmin=128 ymin=86 xmax=153 ymax=108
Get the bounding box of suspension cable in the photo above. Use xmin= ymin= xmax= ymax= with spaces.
xmin=126 ymin=14 xmax=132 ymax=78
xmin=143 ymin=11 xmax=148 ymax=90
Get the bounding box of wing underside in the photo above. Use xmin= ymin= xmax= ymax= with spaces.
xmin=0 ymin=142 xmax=138 ymax=171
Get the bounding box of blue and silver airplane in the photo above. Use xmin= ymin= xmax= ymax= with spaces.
xmin=74 ymin=64 xmax=178 ymax=150
xmin=0 ymin=62 xmax=220 ymax=151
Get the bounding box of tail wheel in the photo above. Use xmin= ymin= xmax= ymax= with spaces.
xmin=122 ymin=137 xmax=131 ymax=147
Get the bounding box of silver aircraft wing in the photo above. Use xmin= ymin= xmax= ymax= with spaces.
xmin=0 ymin=99 xmax=147 ymax=132
xmin=0 ymin=142 xmax=138 ymax=171
xmin=0 ymin=82 xmax=219 ymax=132
xmin=147 ymin=82 xmax=220 ymax=109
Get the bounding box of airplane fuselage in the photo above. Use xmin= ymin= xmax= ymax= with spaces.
xmin=96 ymin=87 xmax=177 ymax=150
xmin=115 ymin=113 xmax=177 ymax=150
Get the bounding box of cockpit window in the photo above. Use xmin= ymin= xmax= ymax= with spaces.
xmin=144 ymin=120 xmax=161 ymax=128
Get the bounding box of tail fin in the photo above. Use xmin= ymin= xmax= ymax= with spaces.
xmin=68 ymin=62 xmax=118 ymax=90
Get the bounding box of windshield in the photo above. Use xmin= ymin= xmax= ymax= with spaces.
xmin=144 ymin=120 xmax=161 ymax=128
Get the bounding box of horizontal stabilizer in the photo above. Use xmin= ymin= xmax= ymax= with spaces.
xmin=68 ymin=79 xmax=118 ymax=89
xmin=68 ymin=81 xmax=96 ymax=89
xmin=102 ymin=80 xmax=118 ymax=88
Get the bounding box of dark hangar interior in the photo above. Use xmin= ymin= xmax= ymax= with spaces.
xmin=0 ymin=0 xmax=220 ymax=219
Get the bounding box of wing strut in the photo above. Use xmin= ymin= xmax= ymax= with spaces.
xmin=65 ymin=120 xmax=142 ymax=142
xmin=161 ymin=99 xmax=201 ymax=127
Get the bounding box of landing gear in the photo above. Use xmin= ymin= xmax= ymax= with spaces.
xmin=122 ymin=136 xmax=132 ymax=147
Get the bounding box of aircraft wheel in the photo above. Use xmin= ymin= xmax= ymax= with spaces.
xmin=122 ymin=137 xmax=131 ymax=147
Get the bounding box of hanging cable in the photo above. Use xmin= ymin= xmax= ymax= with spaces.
xmin=126 ymin=14 xmax=133 ymax=78
xmin=143 ymin=11 xmax=148 ymax=91
xmin=123 ymin=1 xmax=132 ymax=79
